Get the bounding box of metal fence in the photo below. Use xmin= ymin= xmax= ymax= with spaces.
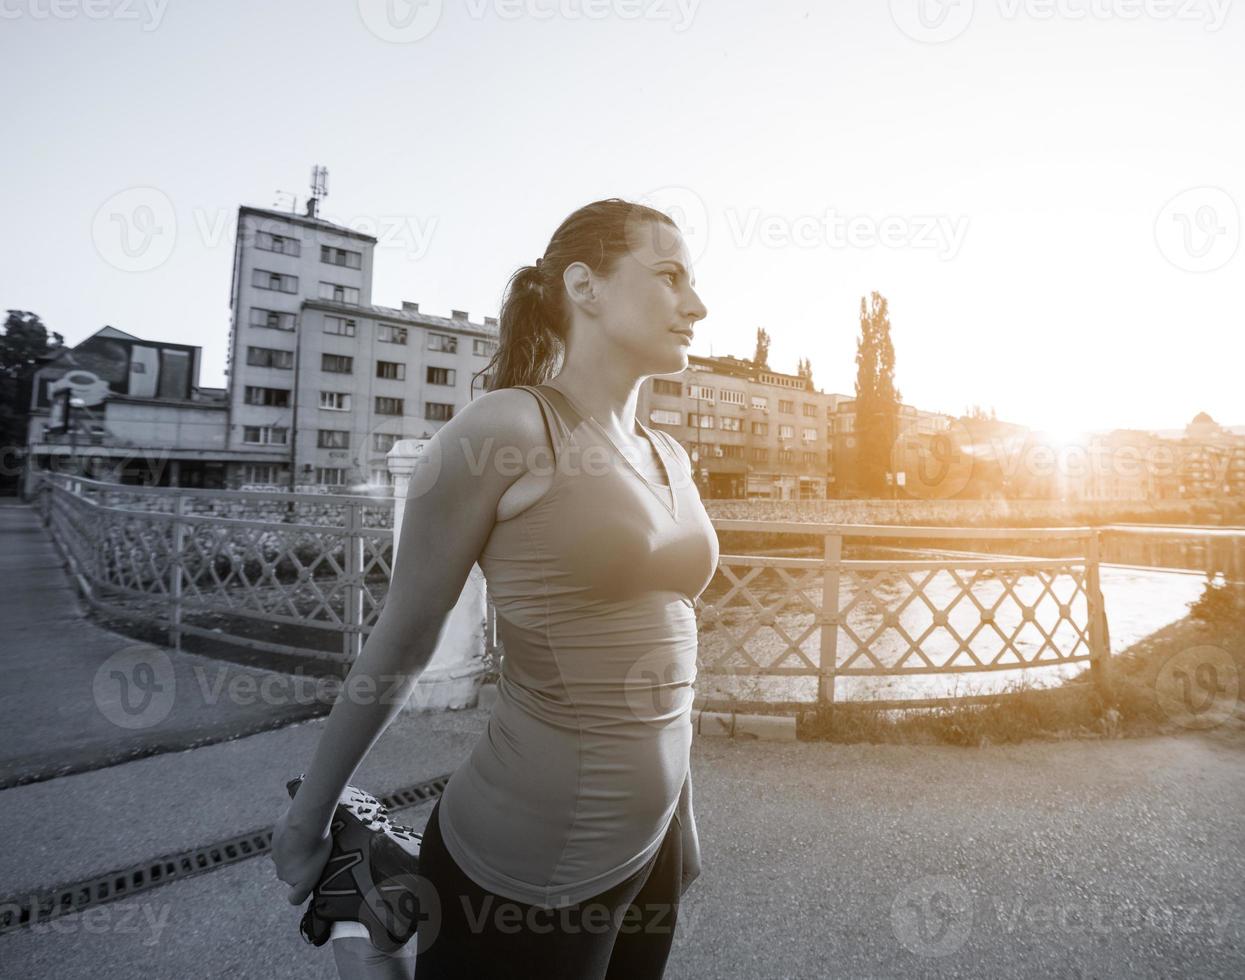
xmin=40 ymin=473 xmax=394 ymax=663
xmin=42 ymin=474 xmax=1240 ymax=710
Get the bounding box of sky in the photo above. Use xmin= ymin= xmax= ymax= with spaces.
xmin=2 ymin=0 xmax=1242 ymax=436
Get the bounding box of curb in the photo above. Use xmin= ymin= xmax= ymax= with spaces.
xmin=694 ymin=709 xmax=798 ymax=741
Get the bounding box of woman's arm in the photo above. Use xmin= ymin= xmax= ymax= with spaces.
xmin=281 ymin=389 xmax=551 ymax=839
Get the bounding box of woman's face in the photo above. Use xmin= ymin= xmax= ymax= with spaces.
xmin=592 ymin=220 xmax=708 ymax=375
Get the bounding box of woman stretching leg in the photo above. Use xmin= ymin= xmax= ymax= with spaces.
xmin=272 ymin=199 xmax=713 ymax=979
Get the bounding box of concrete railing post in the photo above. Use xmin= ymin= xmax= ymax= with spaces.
xmin=388 ymin=439 xmax=488 ymax=712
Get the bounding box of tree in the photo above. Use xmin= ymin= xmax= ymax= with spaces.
xmin=752 ymin=327 xmax=771 ymax=370
xmin=1 ymin=311 xmax=63 ymax=470
xmin=797 ymin=356 xmax=815 ymax=391
xmin=853 ymin=293 xmax=901 ymax=497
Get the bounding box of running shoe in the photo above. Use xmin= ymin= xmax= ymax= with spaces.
xmin=284 ymin=775 xmax=424 ymax=952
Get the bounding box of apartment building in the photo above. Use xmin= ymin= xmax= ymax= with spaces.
xmin=226 ymin=205 xmax=498 ymax=488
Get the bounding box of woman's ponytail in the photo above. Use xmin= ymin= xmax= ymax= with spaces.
xmin=475 ymin=199 xmax=675 ymax=393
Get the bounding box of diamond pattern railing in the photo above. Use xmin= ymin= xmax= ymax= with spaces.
xmin=41 ymin=474 xmax=393 ymax=664
xmin=693 ymin=521 xmax=1113 ymax=710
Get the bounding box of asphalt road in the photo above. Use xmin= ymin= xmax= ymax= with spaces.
xmin=2 ymin=724 xmax=1241 ymax=979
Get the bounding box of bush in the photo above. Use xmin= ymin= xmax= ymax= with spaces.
xmin=1187 ymin=574 xmax=1245 ymax=626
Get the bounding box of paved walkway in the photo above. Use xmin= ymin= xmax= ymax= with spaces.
xmin=1 ymin=502 xmax=1243 ymax=978
xmin=0 ymin=503 xmax=328 ymax=787
xmin=1 ymin=703 xmax=1242 ymax=978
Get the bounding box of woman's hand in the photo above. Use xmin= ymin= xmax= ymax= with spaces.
xmin=675 ymin=809 xmax=701 ymax=896
xmin=271 ymin=805 xmax=334 ymax=906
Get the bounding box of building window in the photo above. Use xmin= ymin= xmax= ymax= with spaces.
xmin=752 ymin=421 xmax=768 ymax=436
xmin=826 ymin=450 xmax=835 ymax=469
xmin=250 ymin=308 xmax=295 ymax=331
xmin=317 ymin=429 xmax=349 ymax=449
xmin=752 ymin=447 xmax=769 ymax=463
xmin=319 ymin=391 xmax=351 ymax=411
xmin=652 ymin=379 xmax=681 ymax=396
xmin=826 ymin=405 xmax=836 ymax=420
xmin=368 ymin=467 xmax=393 ymax=486
xmin=378 ymin=324 xmax=407 ymax=345
xmin=375 ymin=396 xmax=404 ymax=416
xmin=687 ymin=384 xmax=715 ymax=402
xmin=315 ymin=467 xmax=347 ymax=486
xmin=243 ymin=463 xmax=285 ymax=485
xmin=827 ymin=427 xmax=834 ymax=442
xmin=803 ymin=403 xmax=818 ymax=418
xmin=719 ymin=388 xmax=745 ymax=406
xmin=252 ymin=269 xmax=298 ymax=293
xmin=473 ymin=338 xmax=498 ymax=357
xmin=720 ymin=416 xmax=742 ymax=432
xmin=426 ymin=366 xmax=455 ymax=385
xmin=428 ymin=333 xmax=457 ymax=353
xmin=321 ymin=245 xmax=362 ymax=269
xmin=425 ymin=402 xmax=454 ymax=422
xmin=777 ymin=449 xmax=795 ymax=464
xmin=243 ymin=425 xmax=288 ymax=446
xmin=803 ymin=451 xmax=818 ymax=465
xmin=689 ymin=413 xmax=716 ymax=429
xmin=802 ymin=427 xmax=818 ymax=443
xmin=779 ymin=399 xmax=794 ymax=414
xmin=244 ymin=386 xmax=290 ymax=407
xmin=322 ymin=353 xmax=354 ymax=374
xmin=246 ymin=346 xmax=294 ymax=370
xmin=324 ymin=316 xmax=357 ymax=337
xmin=751 ymin=396 xmax=768 ymax=412
xmin=255 ymin=231 xmax=300 ymax=256
xmin=376 ymin=361 xmax=405 ymax=381
xmin=838 ymin=415 xmax=855 ymax=433
xmin=650 ymin=408 xmax=682 ymax=426
xmin=723 ymin=444 xmax=745 ymax=459
xmin=779 ymin=424 xmax=795 ymax=440
xmin=319 ymin=282 xmax=360 ymax=304
xmin=373 ymin=432 xmax=399 ymax=453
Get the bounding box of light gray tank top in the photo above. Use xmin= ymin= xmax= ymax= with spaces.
xmin=437 ymin=383 xmax=719 ymax=908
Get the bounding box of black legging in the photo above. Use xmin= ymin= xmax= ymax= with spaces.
xmin=413 ymin=797 xmax=683 ymax=979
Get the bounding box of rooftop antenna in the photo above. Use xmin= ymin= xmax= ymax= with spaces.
xmin=274 ymin=190 xmax=297 ymax=213
xmin=307 ymin=165 xmax=329 ymax=219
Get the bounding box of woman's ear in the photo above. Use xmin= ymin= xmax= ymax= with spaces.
xmin=562 ymin=261 xmax=598 ymax=312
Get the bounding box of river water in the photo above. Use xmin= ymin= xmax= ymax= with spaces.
xmin=694 ymin=557 xmax=1208 ymax=706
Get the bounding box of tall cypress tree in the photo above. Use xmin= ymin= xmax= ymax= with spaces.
xmin=853 ymin=293 xmax=901 ymax=496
